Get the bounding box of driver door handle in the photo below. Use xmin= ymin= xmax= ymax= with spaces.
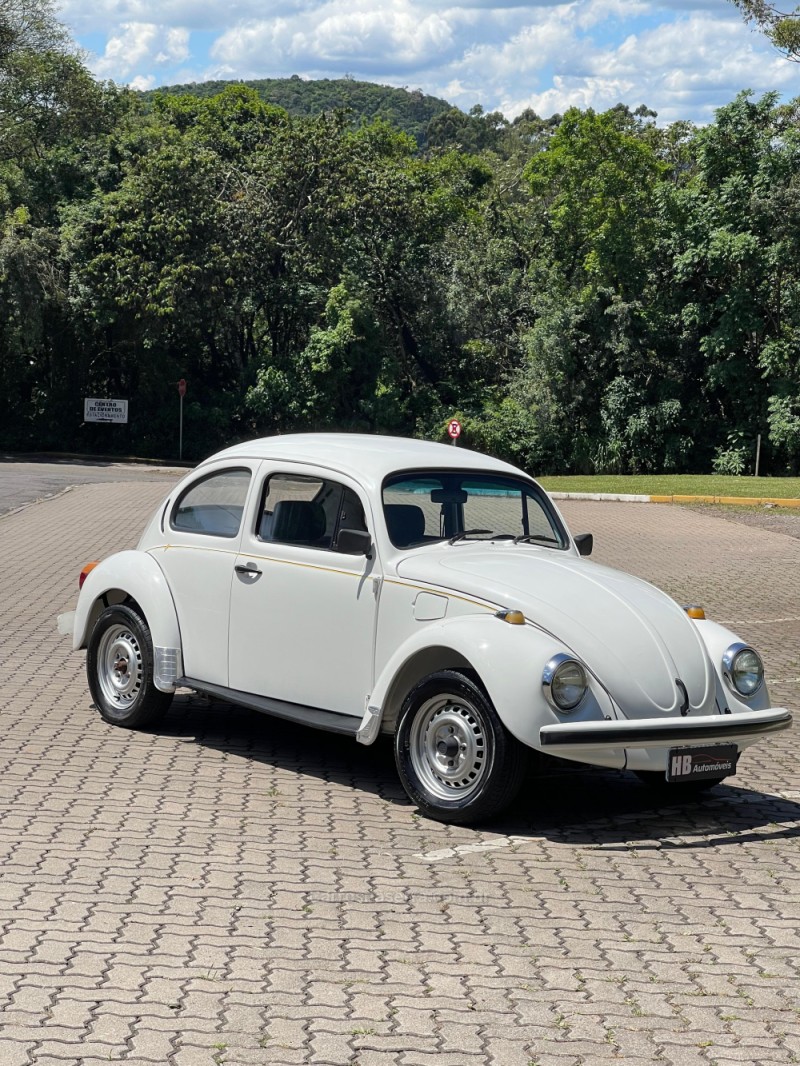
xmin=235 ymin=563 xmax=262 ymax=576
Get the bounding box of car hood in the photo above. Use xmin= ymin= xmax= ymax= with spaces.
xmin=395 ymin=547 xmax=717 ymax=719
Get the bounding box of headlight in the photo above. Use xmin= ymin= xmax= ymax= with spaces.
xmin=722 ymin=643 xmax=764 ymax=698
xmin=543 ymin=654 xmax=588 ymax=712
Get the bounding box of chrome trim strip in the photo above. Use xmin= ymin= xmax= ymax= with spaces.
xmin=154 ymin=646 xmax=181 ymax=690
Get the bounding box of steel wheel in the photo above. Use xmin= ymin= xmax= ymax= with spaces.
xmin=96 ymin=623 xmax=144 ymax=713
xmin=394 ymin=669 xmax=528 ymax=824
xmin=408 ymin=692 xmax=489 ymax=801
xmin=87 ymin=604 xmax=172 ymax=729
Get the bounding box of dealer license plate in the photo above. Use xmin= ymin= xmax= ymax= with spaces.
xmin=666 ymin=744 xmax=739 ymax=782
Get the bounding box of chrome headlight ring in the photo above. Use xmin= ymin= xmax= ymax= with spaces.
xmin=722 ymin=642 xmax=764 ymax=699
xmin=543 ymin=653 xmax=588 ymax=713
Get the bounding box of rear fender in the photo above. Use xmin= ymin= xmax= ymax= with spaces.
xmin=73 ymin=550 xmax=182 ymax=692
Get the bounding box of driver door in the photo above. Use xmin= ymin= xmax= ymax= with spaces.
xmin=228 ymin=465 xmax=379 ymax=717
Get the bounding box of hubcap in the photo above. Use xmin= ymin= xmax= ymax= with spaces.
xmin=409 ymin=693 xmax=489 ymax=801
xmin=97 ymin=624 xmax=143 ymax=711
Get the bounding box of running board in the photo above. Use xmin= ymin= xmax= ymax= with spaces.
xmin=178 ymin=677 xmax=362 ymax=736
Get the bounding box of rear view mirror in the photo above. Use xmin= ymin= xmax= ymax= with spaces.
xmin=337 ymin=528 xmax=373 ymax=557
xmin=574 ymin=533 xmax=593 ymax=557
xmin=431 ymin=489 xmax=468 ymax=505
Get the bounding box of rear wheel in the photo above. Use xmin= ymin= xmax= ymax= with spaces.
xmin=394 ymin=670 xmax=528 ymax=824
xmin=87 ymin=604 xmax=172 ymax=728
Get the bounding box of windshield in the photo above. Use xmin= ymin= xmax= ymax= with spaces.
xmin=382 ymin=470 xmax=568 ymax=550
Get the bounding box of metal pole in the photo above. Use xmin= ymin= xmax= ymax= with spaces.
xmin=755 ymin=433 xmax=761 ymax=477
xmin=452 ymin=435 xmax=457 ymax=446
xmin=179 ymin=394 xmax=184 ymax=461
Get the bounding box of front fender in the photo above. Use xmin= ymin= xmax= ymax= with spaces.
xmin=366 ymin=615 xmax=616 ymax=754
xmin=693 ymin=618 xmax=772 ymax=712
xmin=73 ymin=550 xmax=182 ymax=691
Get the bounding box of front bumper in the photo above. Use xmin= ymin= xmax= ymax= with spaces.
xmin=540 ymin=708 xmax=792 ymax=752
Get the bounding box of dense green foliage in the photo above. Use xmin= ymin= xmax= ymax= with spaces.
xmin=2 ymin=13 xmax=800 ymax=472
xmin=142 ymin=76 xmax=454 ymax=149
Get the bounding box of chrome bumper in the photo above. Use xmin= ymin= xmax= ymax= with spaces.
xmin=540 ymin=708 xmax=792 ymax=751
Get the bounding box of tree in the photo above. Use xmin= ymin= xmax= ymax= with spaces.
xmin=730 ymin=1 xmax=800 ymax=59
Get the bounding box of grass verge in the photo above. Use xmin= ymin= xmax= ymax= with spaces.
xmin=537 ymin=475 xmax=800 ymax=499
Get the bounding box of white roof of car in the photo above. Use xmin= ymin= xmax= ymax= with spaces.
xmin=205 ymin=433 xmax=527 ymax=489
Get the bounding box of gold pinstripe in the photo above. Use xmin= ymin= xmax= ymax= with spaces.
xmin=151 ymin=544 xmax=500 ymax=612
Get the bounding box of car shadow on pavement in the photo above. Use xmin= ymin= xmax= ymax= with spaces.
xmin=160 ymin=693 xmax=800 ymax=850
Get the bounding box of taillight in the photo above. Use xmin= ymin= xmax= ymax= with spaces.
xmin=79 ymin=561 xmax=99 ymax=589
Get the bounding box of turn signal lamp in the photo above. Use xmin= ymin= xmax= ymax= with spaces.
xmin=79 ymin=561 xmax=99 ymax=589
xmin=683 ymin=604 xmax=706 ymax=620
xmin=495 ymin=609 xmax=526 ymax=625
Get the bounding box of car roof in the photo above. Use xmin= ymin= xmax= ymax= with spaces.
xmin=203 ymin=433 xmax=528 ymax=491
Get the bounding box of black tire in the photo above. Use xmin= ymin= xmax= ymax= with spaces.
xmin=634 ymin=771 xmax=720 ymax=797
xmin=87 ymin=604 xmax=173 ymax=728
xmin=394 ymin=670 xmax=528 ymax=824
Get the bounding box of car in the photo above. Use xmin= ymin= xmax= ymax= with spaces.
xmin=60 ymin=433 xmax=792 ymax=824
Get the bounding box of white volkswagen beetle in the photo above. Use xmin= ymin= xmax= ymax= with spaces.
xmin=65 ymin=434 xmax=791 ymax=823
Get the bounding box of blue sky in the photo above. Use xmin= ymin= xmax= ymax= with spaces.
xmin=58 ymin=0 xmax=800 ymax=124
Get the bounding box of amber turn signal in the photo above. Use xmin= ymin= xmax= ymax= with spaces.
xmin=683 ymin=604 xmax=706 ymax=620
xmin=495 ymin=609 xmax=526 ymax=625
xmin=79 ymin=561 xmax=99 ymax=589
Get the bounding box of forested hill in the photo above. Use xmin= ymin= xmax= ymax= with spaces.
xmin=4 ymin=0 xmax=800 ymax=475
xmin=141 ymin=76 xmax=453 ymax=147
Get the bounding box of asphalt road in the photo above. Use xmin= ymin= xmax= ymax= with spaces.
xmin=0 ymin=456 xmax=185 ymax=515
xmin=0 ymin=473 xmax=798 ymax=1066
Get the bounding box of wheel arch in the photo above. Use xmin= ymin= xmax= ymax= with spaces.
xmin=377 ymin=645 xmax=475 ymax=734
xmin=74 ymin=551 xmax=182 ymax=691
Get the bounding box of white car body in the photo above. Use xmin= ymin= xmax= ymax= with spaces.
xmin=67 ymin=433 xmax=791 ymax=822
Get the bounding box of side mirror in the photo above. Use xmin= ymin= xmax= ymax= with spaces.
xmin=574 ymin=533 xmax=593 ymax=557
xmin=337 ymin=528 xmax=373 ymax=557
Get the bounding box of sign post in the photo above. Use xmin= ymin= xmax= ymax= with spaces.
xmin=447 ymin=418 xmax=462 ymax=446
xmin=177 ymin=379 xmax=186 ymax=460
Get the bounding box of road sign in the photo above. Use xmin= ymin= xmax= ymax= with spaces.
xmin=84 ymin=398 xmax=128 ymax=424
xmin=177 ymin=379 xmax=187 ymax=397
xmin=447 ymin=419 xmax=462 ymax=440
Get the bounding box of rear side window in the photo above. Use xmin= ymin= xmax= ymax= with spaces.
xmin=171 ymin=468 xmax=251 ymax=538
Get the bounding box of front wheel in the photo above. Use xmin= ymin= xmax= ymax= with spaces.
xmin=394 ymin=670 xmax=528 ymax=824
xmin=87 ymin=604 xmax=173 ymax=728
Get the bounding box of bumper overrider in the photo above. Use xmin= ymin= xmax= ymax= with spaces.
xmin=540 ymin=708 xmax=792 ymax=752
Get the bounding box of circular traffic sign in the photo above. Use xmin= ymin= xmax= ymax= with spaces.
xmin=447 ymin=419 xmax=462 ymax=439
xmin=177 ymin=378 xmax=187 ymax=397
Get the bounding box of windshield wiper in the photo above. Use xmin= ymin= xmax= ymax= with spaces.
xmin=448 ymin=529 xmax=496 ymax=544
xmin=514 ymin=533 xmax=560 ymax=545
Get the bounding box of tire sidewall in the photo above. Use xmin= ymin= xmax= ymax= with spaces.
xmin=87 ymin=603 xmax=164 ymax=727
xmin=394 ymin=670 xmax=513 ymax=821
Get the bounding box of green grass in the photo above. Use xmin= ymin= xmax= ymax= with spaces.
xmin=537 ymin=474 xmax=800 ymax=499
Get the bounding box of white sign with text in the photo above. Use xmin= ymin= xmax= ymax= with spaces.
xmin=84 ymin=398 xmax=129 ymax=424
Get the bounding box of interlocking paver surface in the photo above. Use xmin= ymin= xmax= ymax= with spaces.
xmin=0 ymin=474 xmax=798 ymax=1066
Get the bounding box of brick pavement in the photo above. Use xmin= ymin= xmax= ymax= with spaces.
xmin=0 ymin=482 xmax=798 ymax=1065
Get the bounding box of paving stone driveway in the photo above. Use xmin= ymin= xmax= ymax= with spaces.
xmin=0 ymin=478 xmax=798 ymax=1066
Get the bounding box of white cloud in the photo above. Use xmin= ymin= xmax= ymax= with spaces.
xmin=65 ymin=0 xmax=800 ymax=124
xmin=129 ymin=73 xmax=157 ymax=90
xmin=210 ymin=0 xmax=479 ymax=74
xmin=155 ymin=27 xmax=190 ymax=64
xmin=90 ymin=21 xmax=191 ymax=79
xmin=517 ymin=13 xmax=797 ymax=122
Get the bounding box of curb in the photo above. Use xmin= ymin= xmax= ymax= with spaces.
xmin=549 ymin=491 xmax=800 ymax=507
xmin=1 ymin=450 xmax=192 ymax=469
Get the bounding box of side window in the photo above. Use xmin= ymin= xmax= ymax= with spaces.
xmin=171 ymin=468 xmax=251 ymax=538
xmin=257 ymin=474 xmax=367 ymax=551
